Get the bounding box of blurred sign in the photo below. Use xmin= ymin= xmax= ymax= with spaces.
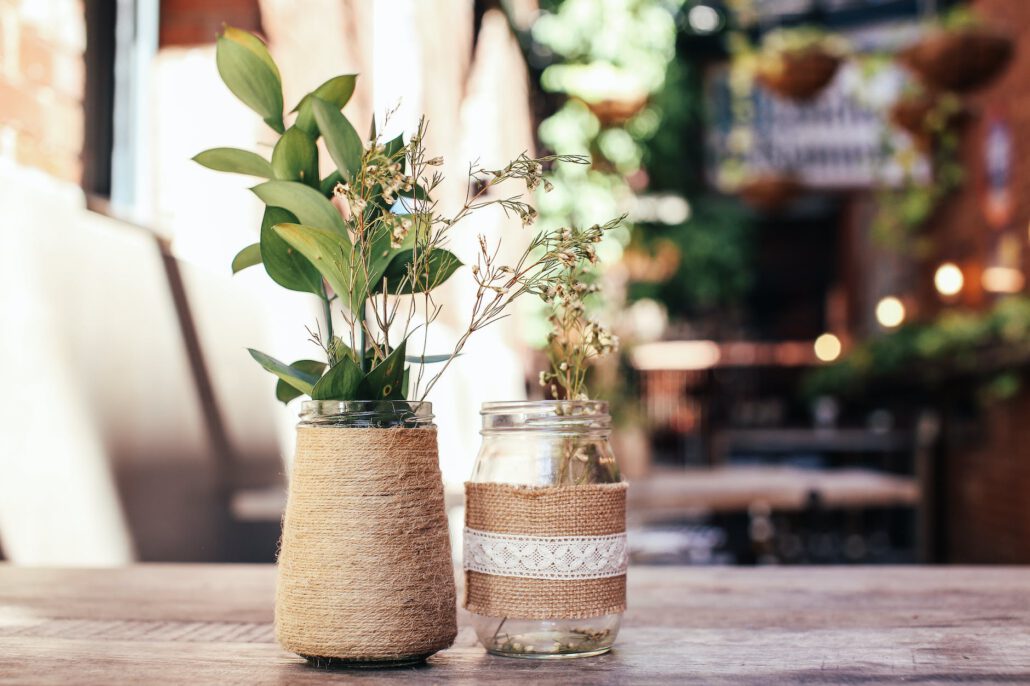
xmin=707 ymin=63 xmax=899 ymax=189
xmin=751 ymin=0 xmax=941 ymax=27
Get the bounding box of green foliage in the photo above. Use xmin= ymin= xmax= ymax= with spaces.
xmin=293 ymin=75 xmax=357 ymax=135
xmin=272 ymin=222 xmax=356 ymax=308
xmin=804 ymin=296 xmax=1030 ymax=401
xmin=197 ymin=27 xmax=584 ymax=405
xmin=308 ymin=340 xmax=408 ymax=402
xmin=382 ymin=249 xmax=463 ymax=295
xmin=192 ymin=148 xmax=274 ymax=177
xmin=271 ymin=127 xmax=319 ymax=187
xmin=362 ymin=340 xmax=408 ymax=400
xmin=630 ymin=39 xmax=756 ymax=318
xmin=311 ymin=97 xmax=363 ymax=182
xmin=198 ymin=27 xmax=467 ymax=404
xmin=632 ymin=197 xmax=752 ymax=314
xmin=231 ymin=243 xmax=262 ymax=273
xmin=259 ymin=207 xmax=324 ymax=295
xmin=215 ymin=28 xmax=284 ymax=133
xmin=872 ymin=92 xmax=965 ymax=254
xmin=530 ymin=2 xmax=755 ymax=332
xmin=248 ymin=349 xmax=321 ymax=395
xmin=310 ymin=355 xmax=364 ymax=401
xmin=277 ymin=360 xmax=326 ymax=404
xmin=251 ymin=181 xmax=347 ymax=235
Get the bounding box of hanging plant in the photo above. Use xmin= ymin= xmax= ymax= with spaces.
xmin=889 ymin=88 xmax=968 ymax=151
xmin=897 ymin=7 xmax=1013 ymax=93
xmin=583 ymin=94 xmax=650 ymax=127
xmin=753 ymin=27 xmax=848 ymax=102
xmin=872 ymin=87 xmax=965 ymax=253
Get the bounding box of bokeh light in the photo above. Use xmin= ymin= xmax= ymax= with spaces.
xmin=813 ymin=333 xmax=842 ymax=362
xmin=687 ymin=5 xmax=721 ymax=34
xmin=875 ymin=296 xmax=906 ymax=328
xmin=934 ymin=262 xmax=964 ymax=297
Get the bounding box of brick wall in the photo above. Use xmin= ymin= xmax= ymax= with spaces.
xmin=918 ymin=0 xmax=1030 ymax=310
xmin=945 ymin=387 xmax=1030 ymax=563
xmin=0 ymin=0 xmax=85 ymax=183
xmin=160 ymin=0 xmax=261 ymax=47
xmin=922 ymin=0 xmax=1030 ymax=562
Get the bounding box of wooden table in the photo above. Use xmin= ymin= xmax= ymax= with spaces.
xmin=1 ymin=565 xmax=1028 ymax=684
xmin=627 ymin=466 xmax=919 ymax=519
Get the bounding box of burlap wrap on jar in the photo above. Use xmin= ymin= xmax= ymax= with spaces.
xmin=275 ymin=426 xmax=457 ymax=662
xmin=462 ymin=482 xmax=628 ymax=619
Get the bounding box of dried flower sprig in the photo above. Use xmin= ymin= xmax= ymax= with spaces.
xmin=406 ymin=166 xmax=617 ymax=400
xmin=536 ymin=221 xmax=624 ymax=400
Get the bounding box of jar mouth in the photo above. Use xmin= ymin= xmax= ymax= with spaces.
xmin=480 ymin=400 xmax=610 ymax=434
xmin=300 ymin=400 xmax=434 ymax=427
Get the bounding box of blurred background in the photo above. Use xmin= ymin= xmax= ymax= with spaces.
xmin=1 ymin=0 xmax=1027 ymax=568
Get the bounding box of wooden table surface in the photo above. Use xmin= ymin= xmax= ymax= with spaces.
xmin=1 ymin=564 xmax=1028 ymax=685
xmin=626 ymin=466 xmax=919 ymax=518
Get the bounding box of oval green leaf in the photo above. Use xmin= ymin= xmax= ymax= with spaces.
xmin=311 ymin=97 xmax=363 ymax=182
xmin=216 ymin=29 xmax=284 ymax=133
xmin=259 ymin=207 xmax=324 ymax=295
xmin=248 ymin=349 xmax=321 ymax=394
xmin=193 ymin=148 xmax=274 ymax=177
xmin=271 ymin=127 xmax=319 ymax=188
xmin=252 ymin=180 xmax=347 ymax=235
xmin=231 ymin=243 xmax=262 ymax=274
xmin=293 ymin=74 xmax=358 ymax=136
xmin=272 ymin=222 xmax=357 ymax=309
xmin=222 ymin=27 xmax=280 ymax=79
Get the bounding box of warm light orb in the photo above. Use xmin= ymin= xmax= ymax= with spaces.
xmin=875 ymin=296 xmax=906 ymax=328
xmin=934 ymin=262 xmax=964 ymax=297
xmin=813 ymin=333 xmax=842 ymax=362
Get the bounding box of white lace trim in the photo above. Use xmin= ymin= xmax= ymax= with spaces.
xmin=463 ymin=527 xmax=628 ymax=580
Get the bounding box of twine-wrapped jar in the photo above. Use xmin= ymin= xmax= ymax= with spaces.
xmin=464 ymin=400 xmax=626 ymax=658
xmin=275 ymin=400 xmax=457 ymax=667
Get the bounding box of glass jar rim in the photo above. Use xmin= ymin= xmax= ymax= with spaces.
xmin=299 ymin=400 xmax=434 ymax=427
xmin=481 ymin=399 xmax=609 ymax=415
xmin=480 ymin=399 xmax=610 ymax=434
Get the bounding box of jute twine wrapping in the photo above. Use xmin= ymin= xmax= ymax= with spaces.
xmin=463 ymin=482 xmax=627 ymax=619
xmin=275 ymin=427 xmax=457 ymax=661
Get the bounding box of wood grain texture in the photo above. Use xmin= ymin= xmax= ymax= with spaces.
xmin=1 ymin=564 xmax=1029 ymax=684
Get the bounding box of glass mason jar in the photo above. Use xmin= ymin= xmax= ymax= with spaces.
xmin=278 ymin=400 xmax=457 ymax=668
xmin=466 ymin=400 xmax=625 ymax=659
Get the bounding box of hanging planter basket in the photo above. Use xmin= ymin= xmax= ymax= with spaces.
xmin=889 ymin=92 xmax=970 ymax=151
xmin=898 ymin=27 xmax=1013 ymax=93
xmin=736 ymin=174 xmax=804 ymax=213
xmin=583 ymin=95 xmax=649 ymax=127
xmin=755 ymin=47 xmax=842 ymax=101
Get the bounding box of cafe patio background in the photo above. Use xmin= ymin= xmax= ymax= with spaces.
xmin=1 ymin=0 xmax=1029 ymax=569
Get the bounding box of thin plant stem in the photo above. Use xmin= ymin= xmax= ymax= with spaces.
xmin=357 ymin=303 xmax=367 ymax=373
xmin=320 ymin=286 xmax=334 ymax=361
